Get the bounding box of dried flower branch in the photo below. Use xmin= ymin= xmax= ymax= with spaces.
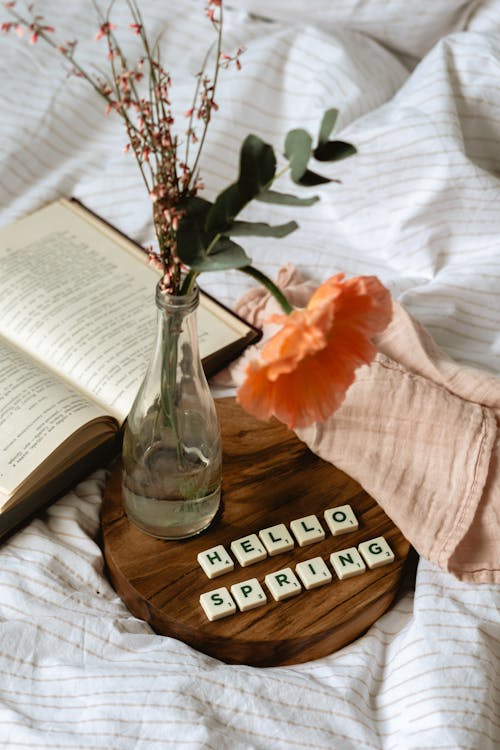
xmin=2 ymin=0 xmax=355 ymax=305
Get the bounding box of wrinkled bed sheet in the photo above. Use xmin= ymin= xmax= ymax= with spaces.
xmin=0 ymin=1 xmax=499 ymax=748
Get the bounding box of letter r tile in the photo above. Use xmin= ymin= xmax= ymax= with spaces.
xmin=197 ymin=545 xmax=234 ymax=579
xmin=264 ymin=567 xmax=302 ymax=601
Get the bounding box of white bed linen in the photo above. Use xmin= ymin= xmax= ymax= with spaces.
xmin=0 ymin=2 xmax=499 ymax=748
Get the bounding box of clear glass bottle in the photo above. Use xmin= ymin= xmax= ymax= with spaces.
xmin=121 ymin=282 xmax=222 ymax=539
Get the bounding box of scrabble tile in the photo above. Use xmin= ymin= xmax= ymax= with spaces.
xmin=197 ymin=545 xmax=234 ymax=579
xmin=324 ymin=504 xmax=359 ymax=536
xmin=230 ymin=534 xmax=267 ymax=567
xmin=330 ymin=547 xmax=366 ymax=580
xmin=358 ymin=536 xmax=395 ymax=569
xmin=290 ymin=514 xmax=325 ymax=547
xmin=199 ymin=587 xmax=237 ymax=622
xmin=265 ymin=567 xmax=302 ymax=601
xmin=259 ymin=523 xmax=294 ymax=556
xmin=230 ymin=578 xmax=267 ymax=612
xmin=295 ymin=557 xmax=332 ymax=590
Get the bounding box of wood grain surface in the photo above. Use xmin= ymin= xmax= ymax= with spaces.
xmin=101 ymin=398 xmax=412 ymax=667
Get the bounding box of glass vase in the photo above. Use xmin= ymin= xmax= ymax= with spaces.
xmin=121 ymin=282 xmax=222 ymax=540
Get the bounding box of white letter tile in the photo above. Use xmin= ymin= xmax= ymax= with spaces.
xmin=330 ymin=547 xmax=366 ymax=580
xmin=199 ymin=587 xmax=237 ymax=621
xmin=324 ymin=504 xmax=359 ymax=536
xmin=296 ymin=557 xmax=332 ymax=590
xmin=230 ymin=578 xmax=267 ymax=612
xmin=230 ymin=534 xmax=267 ymax=567
xmin=259 ymin=523 xmax=294 ymax=556
xmin=264 ymin=567 xmax=302 ymax=601
xmin=197 ymin=545 xmax=234 ymax=579
xmin=358 ymin=536 xmax=395 ymax=569
xmin=290 ymin=514 xmax=325 ymax=547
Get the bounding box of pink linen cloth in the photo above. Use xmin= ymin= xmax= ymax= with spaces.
xmin=213 ymin=265 xmax=500 ymax=583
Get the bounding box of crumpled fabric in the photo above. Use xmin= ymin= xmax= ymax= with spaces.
xmin=215 ymin=266 xmax=500 ymax=583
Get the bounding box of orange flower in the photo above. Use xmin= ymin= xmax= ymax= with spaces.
xmin=236 ymin=273 xmax=392 ymax=429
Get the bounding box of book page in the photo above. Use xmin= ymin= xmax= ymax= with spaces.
xmin=0 ymin=339 xmax=109 ymax=506
xmin=0 ymin=201 xmax=248 ymax=422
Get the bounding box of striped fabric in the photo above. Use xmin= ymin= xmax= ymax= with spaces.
xmin=0 ymin=1 xmax=499 ymax=748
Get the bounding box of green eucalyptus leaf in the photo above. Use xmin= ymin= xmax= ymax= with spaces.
xmin=204 ymin=183 xmax=243 ymax=235
xmin=205 ymin=135 xmax=277 ymax=234
xmin=176 ymin=195 xmax=215 ymax=268
xmin=238 ymin=134 xmax=276 ymax=200
xmin=296 ymin=169 xmax=332 ymax=186
xmin=284 ymin=128 xmax=313 ymax=183
xmin=187 ymin=236 xmax=251 ymax=272
xmin=317 ymin=108 xmax=338 ymax=145
xmin=176 ymin=216 xmax=209 ymax=268
xmin=313 ymin=140 xmax=357 ymax=162
xmin=226 ymin=219 xmax=298 ymax=238
xmin=256 ymin=189 xmax=319 ymax=206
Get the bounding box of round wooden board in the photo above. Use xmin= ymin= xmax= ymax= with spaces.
xmin=101 ymin=397 xmax=412 ymax=667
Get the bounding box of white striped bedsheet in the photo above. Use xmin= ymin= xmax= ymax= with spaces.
xmin=0 ymin=2 xmax=499 ymax=748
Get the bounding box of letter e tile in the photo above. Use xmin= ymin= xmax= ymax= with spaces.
xmin=290 ymin=514 xmax=325 ymax=546
xmin=197 ymin=545 xmax=234 ymax=579
xmin=230 ymin=534 xmax=267 ymax=567
xmin=264 ymin=567 xmax=302 ymax=601
xmin=200 ymin=587 xmax=237 ymax=621
xmin=324 ymin=504 xmax=359 ymax=536
xmin=230 ymin=578 xmax=267 ymax=612
xmin=330 ymin=547 xmax=366 ymax=580
xmin=296 ymin=557 xmax=332 ymax=590
xmin=358 ymin=536 xmax=395 ymax=569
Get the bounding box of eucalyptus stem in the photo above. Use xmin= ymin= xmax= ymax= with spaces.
xmin=180 ymin=269 xmax=199 ymax=296
xmin=239 ymin=266 xmax=293 ymax=314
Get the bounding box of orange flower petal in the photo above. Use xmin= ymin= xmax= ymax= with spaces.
xmin=236 ymin=273 xmax=392 ymax=429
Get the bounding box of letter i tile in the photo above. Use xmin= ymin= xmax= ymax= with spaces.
xmin=199 ymin=587 xmax=237 ymax=622
xmin=230 ymin=578 xmax=267 ymax=612
xmin=264 ymin=567 xmax=302 ymax=601
xmin=296 ymin=557 xmax=332 ymax=590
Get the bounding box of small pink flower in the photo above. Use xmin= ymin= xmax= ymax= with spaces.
xmin=95 ymin=22 xmax=116 ymax=41
xmin=129 ymin=23 xmax=142 ymax=35
xmin=29 ymin=31 xmax=38 ymax=44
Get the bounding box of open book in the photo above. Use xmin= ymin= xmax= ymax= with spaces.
xmin=0 ymin=199 xmax=260 ymax=537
